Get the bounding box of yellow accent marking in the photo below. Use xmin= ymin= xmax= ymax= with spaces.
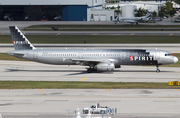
xmin=178 ymin=81 xmax=180 ymax=85
xmin=56 ymin=33 xmax=61 ymax=35
xmin=78 ymin=77 xmax=89 ymax=81
xmin=168 ymin=81 xmax=174 ymax=85
xmin=106 ymin=89 xmax=111 ymax=91
xmin=92 ymin=33 xmax=97 ymax=35
xmin=0 ymin=33 xmax=3 ymax=35
xmin=177 ymin=89 xmax=180 ymax=91
xmin=130 ymin=33 xmax=135 ymax=36
xmin=168 ymin=33 xmax=173 ymax=36
xmin=39 ymin=89 xmax=44 ymax=91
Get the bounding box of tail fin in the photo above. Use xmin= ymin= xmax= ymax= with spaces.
xmin=9 ymin=26 xmax=36 ymax=50
xmin=145 ymin=12 xmax=151 ymax=18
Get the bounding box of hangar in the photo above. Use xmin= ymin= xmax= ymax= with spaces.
xmin=0 ymin=0 xmax=113 ymax=21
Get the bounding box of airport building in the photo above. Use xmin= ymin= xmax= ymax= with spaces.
xmin=0 ymin=0 xmax=114 ymax=21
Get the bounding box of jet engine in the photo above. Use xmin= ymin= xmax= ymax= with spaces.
xmin=95 ymin=62 xmax=115 ymax=71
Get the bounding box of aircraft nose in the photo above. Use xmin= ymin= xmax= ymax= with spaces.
xmin=174 ymin=57 xmax=178 ymax=63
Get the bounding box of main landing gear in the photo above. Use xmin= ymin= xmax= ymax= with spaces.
xmin=156 ymin=65 xmax=160 ymax=73
xmin=87 ymin=67 xmax=97 ymax=73
xmin=87 ymin=68 xmax=93 ymax=73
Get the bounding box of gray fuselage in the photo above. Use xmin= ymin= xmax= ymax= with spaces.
xmin=8 ymin=48 xmax=177 ymax=67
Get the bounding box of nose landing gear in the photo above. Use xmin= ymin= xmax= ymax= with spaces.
xmin=156 ymin=65 xmax=160 ymax=73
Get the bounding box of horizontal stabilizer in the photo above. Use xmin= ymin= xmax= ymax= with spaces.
xmin=6 ymin=51 xmax=25 ymax=57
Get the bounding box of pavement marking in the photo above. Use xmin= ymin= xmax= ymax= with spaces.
xmin=0 ymin=33 xmax=3 ymax=35
xmin=130 ymin=33 xmax=135 ymax=36
xmin=56 ymin=33 xmax=61 ymax=35
xmin=178 ymin=51 xmax=180 ymax=52
xmin=106 ymin=89 xmax=111 ymax=91
xmin=78 ymin=77 xmax=89 ymax=81
xmin=168 ymin=33 xmax=173 ymax=36
xmin=92 ymin=33 xmax=97 ymax=35
xmin=39 ymin=89 xmax=44 ymax=91
xmin=177 ymin=89 xmax=180 ymax=91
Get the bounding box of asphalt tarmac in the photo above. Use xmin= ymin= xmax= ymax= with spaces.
xmin=0 ymin=89 xmax=180 ymax=118
xmin=0 ymin=60 xmax=180 ymax=82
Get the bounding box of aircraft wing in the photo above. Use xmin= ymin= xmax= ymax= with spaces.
xmin=124 ymin=20 xmax=137 ymax=23
xmin=64 ymin=58 xmax=116 ymax=63
xmin=70 ymin=59 xmax=101 ymax=62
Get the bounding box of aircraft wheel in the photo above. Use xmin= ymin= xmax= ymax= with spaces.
xmin=87 ymin=68 xmax=93 ymax=73
xmin=100 ymin=110 xmax=105 ymax=114
xmin=156 ymin=69 xmax=160 ymax=73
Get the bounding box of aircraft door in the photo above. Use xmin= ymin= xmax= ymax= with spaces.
xmin=78 ymin=53 xmax=83 ymax=59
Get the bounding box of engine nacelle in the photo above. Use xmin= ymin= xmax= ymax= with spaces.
xmin=95 ymin=63 xmax=115 ymax=71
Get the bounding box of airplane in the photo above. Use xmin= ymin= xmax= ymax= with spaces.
xmin=7 ymin=26 xmax=178 ymax=73
xmin=113 ymin=12 xmax=152 ymax=25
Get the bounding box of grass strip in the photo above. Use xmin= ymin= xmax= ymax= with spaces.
xmin=0 ymin=53 xmax=180 ymax=67
xmin=0 ymin=53 xmax=27 ymax=61
xmin=0 ymin=35 xmax=180 ymax=44
xmin=27 ymin=25 xmax=180 ymax=29
xmin=0 ymin=81 xmax=179 ymax=89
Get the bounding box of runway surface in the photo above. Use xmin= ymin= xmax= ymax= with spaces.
xmin=0 ymin=60 xmax=180 ymax=82
xmin=0 ymin=89 xmax=180 ymax=118
xmin=1 ymin=44 xmax=180 ymax=53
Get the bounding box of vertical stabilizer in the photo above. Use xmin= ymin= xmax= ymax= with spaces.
xmin=9 ymin=26 xmax=36 ymax=50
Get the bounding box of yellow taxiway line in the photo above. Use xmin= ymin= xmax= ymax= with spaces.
xmin=106 ymin=89 xmax=111 ymax=91
xmin=168 ymin=33 xmax=173 ymax=36
xmin=39 ymin=89 xmax=44 ymax=91
xmin=130 ymin=33 xmax=135 ymax=36
xmin=92 ymin=33 xmax=97 ymax=35
xmin=56 ymin=33 xmax=61 ymax=35
xmin=0 ymin=33 xmax=3 ymax=35
xmin=78 ymin=77 xmax=89 ymax=81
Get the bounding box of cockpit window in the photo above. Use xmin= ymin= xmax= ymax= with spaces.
xmin=165 ymin=54 xmax=173 ymax=56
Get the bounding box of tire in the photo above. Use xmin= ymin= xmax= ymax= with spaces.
xmin=87 ymin=68 xmax=92 ymax=73
xmin=100 ymin=110 xmax=105 ymax=114
xmin=83 ymin=110 xmax=88 ymax=114
xmin=156 ymin=69 xmax=160 ymax=73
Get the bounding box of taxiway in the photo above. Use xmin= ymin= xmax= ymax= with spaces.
xmin=0 ymin=60 xmax=180 ymax=82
